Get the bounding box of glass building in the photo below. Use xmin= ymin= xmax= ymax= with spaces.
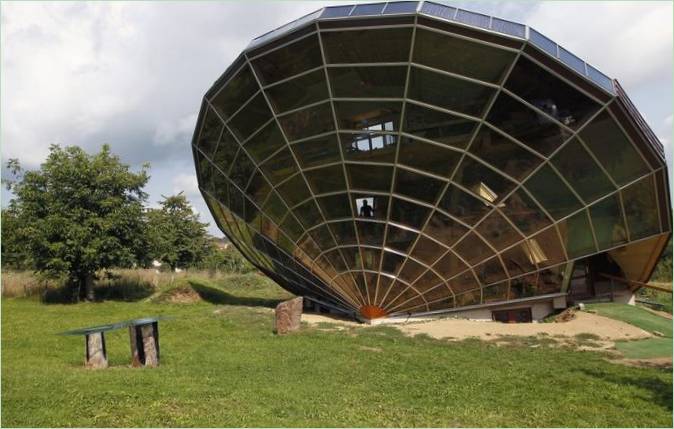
xmin=192 ymin=2 xmax=671 ymax=322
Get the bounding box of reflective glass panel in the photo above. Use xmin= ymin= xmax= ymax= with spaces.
xmin=536 ymin=266 xmax=564 ymax=295
xmin=528 ymin=226 xmax=566 ymax=268
xmin=394 ymin=168 xmax=445 ymax=204
xmin=509 ymin=273 xmax=539 ymax=300
xmin=318 ymin=193 xmax=353 ymax=220
xmin=483 ymin=282 xmax=509 ymax=303
xmin=407 ymin=66 xmax=495 ymax=116
xmin=265 ymin=69 xmax=329 ymax=113
xmin=329 ymin=66 xmax=407 ymax=98
xmin=347 ymin=164 xmax=393 ymax=192
xmin=469 ymin=125 xmax=543 ymax=182
xmin=385 ymin=225 xmax=418 ymax=253
xmin=279 ymin=101 xmax=335 ymax=141
xmin=423 ymin=211 xmax=468 ymax=247
xmin=390 ymin=197 xmax=431 ymax=230
xmin=501 ymin=243 xmax=536 ymax=277
xmin=304 ymin=164 xmax=347 ymax=194
xmin=454 ymin=232 xmax=494 ymax=265
xmin=361 ymin=247 xmax=381 ymax=271
xmin=409 ymin=235 xmax=446 ymax=265
xmin=487 ymin=93 xmax=572 ymax=157
xmin=251 ymin=34 xmax=323 ymax=85
xmin=335 ymin=101 xmax=402 ymax=131
xmin=557 ymin=210 xmax=596 ymax=258
xmin=244 ymin=121 xmax=286 ymax=163
xmin=260 ymin=147 xmax=298 ymax=183
xmin=261 ymin=191 xmax=287 ymax=225
xmin=438 ymin=184 xmax=491 ymax=226
xmin=245 ymin=170 xmax=271 ymax=206
xmin=276 ymin=173 xmax=312 ymax=207
xmin=227 ymin=93 xmax=273 ymax=141
xmin=229 ymin=149 xmax=256 ymax=189
xmin=398 ymin=259 xmax=427 ymax=283
xmin=398 ymin=137 xmax=461 ymax=177
xmin=505 ymin=56 xmax=601 ymax=129
xmin=453 ymin=157 xmax=516 ymax=204
xmin=524 ymin=164 xmax=582 ymax=220
xmin=196 ymin=107 xmax=223 ymax=156
xmin=381 ymin=249 xmax=406 ymax=274
xmin=211 ymin=128 xmax=239 ymax=174
xmin=341 ymin=132 xmax=397 ymax=163
xmin=328 ymin=221 xmax=358 ymax=246
xmin=474 ymin=257 xmax=507 ymax=286
xmin=412 ymin=29 xmax=516 ymax=83
xmin=589 ymin=194 xmax=628 ymax=250
xmin=551 ymin=138 xmax=615 ymax=204
xmin=308 ymin=224 xmax=337 ymax=250
xmin=403 ymin=103 xmax=477 ymax=149
xmin=449 ymin=271 xmax=480 ymax=295
xmin=580 ymin=110 xmax=651 ymax=186
xmin=280 ymin=214 xmax=304 ymax=242
xmin=356 ymin=220 xmax=385 ymax=246
xmin=322 ymin=27 xmax=413 ymax=63
xmin=353 ymin=193 xmax=389 ymax=220
xmin=621 ymin=175 xmax=660 ymax=240
xmin=501 ymin=189 xmax=551 ymax=236
xmin=475 ymin=210 xmax=522 ymax=251
xmin=292 ymin=133 xmax=342 ymax=168
xmin=432 ymin=250 xmax=468 ymax=279
xmin=293 ymin=199 xmax=323 ymax=228
xmin=210 ymin=65 xmax=259 ymax=121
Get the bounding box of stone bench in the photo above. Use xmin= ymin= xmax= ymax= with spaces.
xmin=60 ymin=317 xmax=165 ymax=369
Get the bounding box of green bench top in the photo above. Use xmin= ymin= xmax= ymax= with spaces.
xmin=59 ymin=316 xmax=170 ymax=336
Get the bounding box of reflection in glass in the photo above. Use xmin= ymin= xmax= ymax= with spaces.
xmin=276 ymin=173 xmax=312 ymax=207
xmin=260 ymin=147 xmax=298 ymax=183
xmin=304 ymin=165 xmax=347 ymax=194
xmin=403 ymin=103 xmax=477 ymax=149
xmin=347 ymin=164 xmax=393 ymax=192
xmin=557 ymin=210 xmax=596 ymax=258
xmin=329 ymin=66 xmax=407 ymax=98
xmin=398 ymin=137 xmax=461 ymax=177
xmin=246 ymin=171 xmax=271 ymax=206
xmin=500 ymin=189 xmax=551 ymax=236
xmin=394 ymin=168 xmax=445 ymax=204
xmin=211 ymin=128 xmax=239 ymax=174
xmin=197 ymin=107 xmax=224 ymax=156
xmin=482 ymin=282 xmax=509 ymax=303
xmin=589 ymin=194 xmax=628 ymax=250
xmin=292 ymin=199 xmax=323 ymax=228
xmin=453 ymin=156 xmax=516 ymax=204
xmin=335 ymin=101 xmax=402 ymax=131
xmin=453 ymin=232 xmax=494 ymax=265
xmin=529 ymin=227 xmax=566 ymax=268
xmin=469 ymin=125 xmax=543 ymax=181
xmin=265 ymin=69 xmax=329 ymax=113
xmin=524 ymin=164 xmax=582 ymax=220
xmin=244 ymin=121 xmax=286 ymax=163
xmin=251 ymin=34 xmax=323 ymax=85
xmin=322 ymin=27 xmax=413 ymax=63
xmin=318 ymin=193 xmax=353 ymax=220
xmin=390 ymin=197 xmax=431 ymax=230
xmin=501 ymin=243 xmax=536 ymax=277
xmin=210 ymin=65 xmax=259 ymax=121
xmin=432 ymin=250 xmax=469 ymax=280
xmin=356 ymin=221 xmax=385 ymax=246
xmin=385 ymin=225 xmax=418 ymax=254
xmin=438 ymin=184 xmax=491 ymax=226
xmin=292 ymin=134 xmax=342 ymax=168
xmin=475 ymin=210 xmax=522 ymax=251
xmin=227 ymin=93 xmax=273 ymax=141
xmin=621 ymin=175 xmax=660 ymax=240
xmin=279 ymin=101 xmax=335 ymax=141
xmin=353 ymin=194 xmax=389 ymax=220
xmin=229 ymin=149 xmax=256 ymax=189
xmin=424 ymin=211 xmax=468 ymax=247
xmin=409 ymin=235 xmax=446 ymax=265
xmin=341 ymin=132 xmax=397 ymax=163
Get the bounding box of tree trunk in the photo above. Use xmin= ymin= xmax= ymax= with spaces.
xmin=78 ymin=273 xmax=95 ymax=301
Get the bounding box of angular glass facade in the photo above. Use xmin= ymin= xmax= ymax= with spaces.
xmin=193 ymin=2 xmax=671 ymax=320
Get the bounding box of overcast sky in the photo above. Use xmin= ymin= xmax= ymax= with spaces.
xmin=2 ymin=1 xmax=672 ymax=236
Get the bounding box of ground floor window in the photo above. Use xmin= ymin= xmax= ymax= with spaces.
xmin=492 ymin=307 xmax=533 ymax=323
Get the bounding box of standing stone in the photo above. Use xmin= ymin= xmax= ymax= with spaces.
xmin=275 ymin=297 xmax=303 ymax=335
xmin=129 ymin=322 xmax=160 ymax=367
xmin=85 ymin=332 xmax=108 ymax=369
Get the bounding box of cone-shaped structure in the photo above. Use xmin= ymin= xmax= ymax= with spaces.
xmin=192 ymin=2 xmax=671 ymax=320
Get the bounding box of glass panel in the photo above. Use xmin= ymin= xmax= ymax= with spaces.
xmin=276 ymin=173 xmax=311 ymax=207
xmin=501 ymin=189 xmax=551 ymax=236
xmin=483 ymin=282 xmax=509 ymax=303
xmin=245 ymin=171 xmax=271 ymax=206
xmin=475 ymin=210 xmax=522 ymax=251
xmin=356 ymin=220 xmax=385 ymax=246
xmin=360 ymin=247 xmax=381 ymax=271
xmin=261 ymin=191 xmax=287 ymax=225
xmin=304 ymin=164 xmax=347 ymax=194
xmin=318 ymin=193 xmax=353 ymax=220
xmin=474 ymin=257 xmax=507 ymax=285
xmin=324 ymin=249 xmax=347 ymax=272
xmin=353 ymin=194 xmax=389 ymax=220
xmin=589 ymin=194 xmax=628 ymax=250
xmin=505 ymin=56 xmax=601 ymax=129
xmin=537 ymin=266 xmax=564 ymax=295
xmin=509 ymin=273 xmax=539 ymax=300
xmin=322 ymin=27 xmax=413 ymax=63
xmin=385 ymin=225 xmax=418 ymax=253
xmin=293 ymin=199 xmax=323 ymax=228
xmin=469 ymin=125 xmax=543 ymax=182
xmin=528 ymin=226 xmax=566 ymax=268
xmin=415 ymin=271 xmax=445 ymax=295
xmin=432 ymin=250 xmax=468 ymax=279
xmin=454 ymin=232 xmax=494 ymax=265
xmin=524 ymin=164 xmax=583 ymax=221
xmin=487 ymin=93 xmax=572 ymax=157
xmin=449 ymin=271 xmax=480 ymax=295
xmin=211 ymin=128 xmax=239 ymax=174
xmin=388 ymin=285 xmax=424 ymax=312
xmin=622 ymin=175 xmax=660 ymax=240
xmin=403 ymin=103 xmax=477 ymax=149
xmin=551 ymin=138 xmax=615 ymax=204
xmin=251 ymin=34 xmax=323 ymax=85
xmin=351 ymin=2 xmax=385 ymax=15
xmin=502 ymin=243 xmax=536 ymax=277
xmin=381 ymin=249 xmax=406 ymax=274
xmin=260 ymin=147 xmax=298 ymax=183
xmin=244 ymin=121 xmax=286 ymax=163
xmin=397 ymin=258 xmax=426 ymax=283
xmin=196 ymin=107 xmax=223 ymax=156
xmin=298 ymin=233 xmax=321 ymax=259
xmin=292 ymin=133 xmax=341 ymax=169
xmin=383 ymin=1 xmax=418 ymax=14
xmin=280 ymin=214 xmax=304 ymax=242
xmin=341 ymin=247 xmax=363 ymax=271
xmin=227 ymin=93 xmax=272 ymax=141
xmin=341 ymin=132 xmax=397 ymax=163
xmin=229 ymin=149 xmax=256 ymax=189
xmin=409 ymin=235 xmax=446 ymax=265
xmin=265 ymin=69 xmax=329 ymax=113
xmin=329 ymin=66 xmax=407 ymax=98
xmin=394 ymin=168 xmax=445 ymax=204
xmin=210 ymin=65 xmax=259 ymax=121
xmin=329 ymin=221 xmax=358 ymax=246
xmin=347 ymin=164 xmax=393 ymax=192
xmin=438 ymin=184 xmax=491 ymax=226
xmin=398 ymin=137 xmax=461 ymax=177
xmin=423 ymin=211 xmax=468 ymax=247
xmin=407 ymin=66 xmax=495 ymax=116
xmin=279 ymin=101 xmax=335 ymax=141
xmin=308 ymin=225 xmax=337 ymax=250
xmin=452 ymin=157 xmax=516 ymax=204
xmin=335 ymin=101 xmax=402 ymax=131
xmin=580 ymin=110 xmax=651 ymax=186
xmin=390 ymin=197 xmax=431 ymax=230
xmin=557 ymin=210 xmax=596 ymax=258
xmin=412 ymin=29 xmax=517 ymax=83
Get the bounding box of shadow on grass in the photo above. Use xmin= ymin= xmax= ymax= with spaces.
xmin=188 ymin=280 xmax=284 ymax=308
xmin=43 ymin=280 xmax=154 ymax=304
xmin=578 ymin=368 xmax=673 ymax=411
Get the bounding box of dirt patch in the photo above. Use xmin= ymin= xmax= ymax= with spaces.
xmin=359 ymin=346 xmax=383 ymax=353
xmin=302 ymin=313 xmax=362 ymax=327
xmin=155 ymin=285 xmax=201 ymax=304
xmin=609 ymin=357 xmax=673 ymax=369
xmin=641 ymin=306 xmax=673 ymax=320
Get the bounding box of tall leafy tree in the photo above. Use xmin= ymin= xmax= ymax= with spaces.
xmin=4 ymin=144 xmax=149 ymax=300
xmin=146 ymin=192 xmax=211 ymax=270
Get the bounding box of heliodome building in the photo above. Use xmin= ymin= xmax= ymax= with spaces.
xmin=192 ymin=1 xmax=671 ymax=322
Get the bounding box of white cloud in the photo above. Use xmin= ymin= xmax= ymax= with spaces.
xmin=172 ymin=172 xmax=199 ymax=198
xmin=153 ymin=112 xmax=198 ymax=147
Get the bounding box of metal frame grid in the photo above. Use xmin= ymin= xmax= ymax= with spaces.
xmin=192 ymin=3 xmax=672 ymax=318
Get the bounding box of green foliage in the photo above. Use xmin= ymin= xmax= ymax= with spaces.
xmin=145 ymin=193 xmax=211 ymax=270
xmin=4 ymin=145 xmax=149 ymax=300
xmin=197 ymin=243 xmax=256 ymax=274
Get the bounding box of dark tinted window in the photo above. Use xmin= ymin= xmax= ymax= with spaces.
xmin=469 ymin=125 xmax=543 ymax=181
xmin=398 ymin=137 xmax=461 ymax=177
xmin=403 ymin=103 xmax=477 ymax=149
xmin=524 ymin=164 xmax=582 ymax=220
xmin=329 ymin=66 xmax=407 ymax=98
xmin=252 ymin=34 xmax=323 ymax=85
xmin=265 ymin=69 xmax=329 ymax=113
xmin=210 ymin=65 xmax=259 ymax=121
xmin=322 ymin=27 xmax=412 ymax=63
xmin=279 ymin=101 xmax=335 ymax=141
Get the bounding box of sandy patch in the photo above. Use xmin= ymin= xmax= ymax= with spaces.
xmin=302 ymin=313 xmax=362 ymax=327
xmin=609 ymin=357 xmax=673 ymax=369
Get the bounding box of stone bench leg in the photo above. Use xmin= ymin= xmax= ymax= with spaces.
xmin=129 ymin=322 xmax=160 ymax=367
xmin=85 ymin=332 xmax=108 ymax=369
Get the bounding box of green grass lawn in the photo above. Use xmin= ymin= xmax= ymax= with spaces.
xmin=2 ymin=275 xmax=672 ymax=427
xmin=585 ymin=303 xmax=673 ymax=360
